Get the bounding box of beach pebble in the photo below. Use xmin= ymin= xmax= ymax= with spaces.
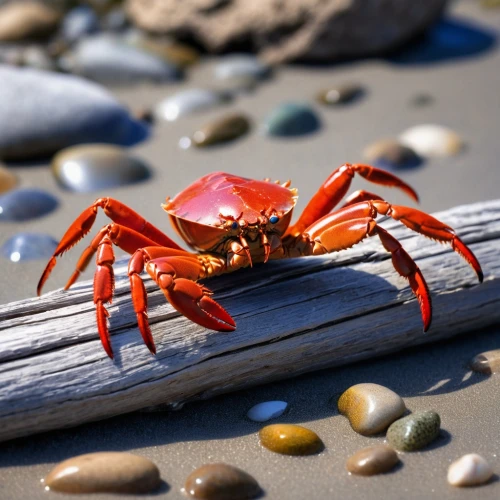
xmin=247 ymin=401 xmax=288 ymax=422
xmin=183 ymin=463 xmax=261 ymax=499
xmin=338 ymin=383 xmax=406 ymax=435
xmin=363 ymin=139 xmax=422 ymax=169
xmin=447 ymin=453 xmax=493 ymax=487
xmin=128 ymin=35 xmax=199 ymax=67
xmin=43 ymin=452 xmax=161 ymax=494
xmin=155 ymin=89 xmax=231 ymax=122
xmin=470 ymin=349 xmax=500 ymax=374
xmin=0 ymin=165 xmax=17 ymax=194
xmin=21 ymin=46 xmax=57 ymax=71
xmin=52 ymin=144 xmax=151 ymax=192
xmin=263 ymin=102 xmax=321 ymax=137
xmin=0 ymin=66 xmax=148 ymax=160
xmin=399 ymin=124 xmax=463 ymax=157
xmin=346 ymin=445 xmax=400 ymax=476
xmin=214 ymin=54 xmax=271 ymax=81
xmin=1 ymin=233 xmax=58 ymax=262
xmin=0 ymin=188 xmax=58 ymax=222
xmin=61 ymin=6 xmax=100 ymax=44
xmin=212 ymin=74 xmax=258 ymax=96
xmin=62 ymin=34 xmax=181 ymax=83
xmin=0 ymin=2 xmax=61 ymax=42
xmin=317 ymin=84 xmax=364 ymax=105
xmin=259 ymin=424 xmax=323 ymax=455
xmin=386 ymin=410 xmax=441 ymax=451
xmin=187 ymin=113 xmax=251 ymax=148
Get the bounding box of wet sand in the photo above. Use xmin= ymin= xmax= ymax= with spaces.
xmin=0 ymin=1 xmax=499 ymax=498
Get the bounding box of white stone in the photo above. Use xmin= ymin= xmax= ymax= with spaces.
xmin=447 ymin=453 xmax=493 ymax=487
xmin=247 ymin=401 xmax=288 ymax=422
xmin=154 ymin=89 xmax=230 ymax=122
xmin=399 ymin=124 xmax=463 ymax=158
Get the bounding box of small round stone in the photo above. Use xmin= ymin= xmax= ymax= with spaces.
xmin=133 ymin=37 xmax=199 ymax=67
xmin=1 ymin=233 xmax=58 ymax=262
xmin=51 ymin=144 xmax=151 ymax=192
xmin=43 ymin=452 xmax=161 ymax=494
xmin=338 ymin=383 xmax=406 ymax=435
xmin=470 ymin=349 xmax=500 ymax=374
xmin=247 ymin=401 xmax=288 ymax=422
xmin=214 ymin=54 xmax=271 ymax=81
xmin=263 ymin=102 xmax=321 ymax=137
xmin=317 ymin=84 xmax=364 ymax=105
xmin=399 ymin=124 xmax=464 ymax=157
xmin=447 ymin=453 xmax=493 ymax=487
xmin=0 ymin=188 xmax=58 ymax=222
xmin=191 ymin=114 xmax=251 ymax=148
xmin=183 ymin=463 xmax=261 ymax=500
xmin=154 ymin=89 xmax=231 ymax=122
xmin=363 ymin=139 xmax=423 ymax=169
xmin=386 ymin=410 xmax=441 ymax=451
xmin=0 ymin=165 xmax=17 ymax=194
xmin=259 ymin=424 xmax=323 ymax=455
xmin=346 ymin=445 xmax=400 ymax=476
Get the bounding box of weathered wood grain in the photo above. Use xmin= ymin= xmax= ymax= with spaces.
xmin=0 ymin=200 xmax=499 ymax=442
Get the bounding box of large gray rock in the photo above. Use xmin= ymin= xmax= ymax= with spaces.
xmin=126 ymin=0 xmax=448 ymax=64
xmin=0 ymin=66 xmax=148 ymax=161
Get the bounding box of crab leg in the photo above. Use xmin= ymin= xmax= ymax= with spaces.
xmin=128 ymin=248 xmax=235 ymax=354
xmin=37 ymin=198 xmax=182 ymax=295
xmin=287 ymin=201 xmax=483 ymax=330
xmin=286 ymin=163 xmax=419 ymax=237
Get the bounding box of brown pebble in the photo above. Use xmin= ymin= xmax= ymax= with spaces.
xmin=346 ymin=445 xmax=400 ymax=476
xmin=136 ymin=37 xmax=199 ymax=67
xmin=43 ymin=452 xmax=161 ymax=494
xmin=0 ymin=2 xmax=61 ymax=42
xmin=363 ymin=138 xmax=422 ymax=168
xmin=192 ymin=113 xmax=251 ymax=147
xmin=259 ymin=423 xmax=323 ymax=455
xmin=317 ymin=84 xmax=364 ymax=105
xmin=470 ymin=349 xmax=500 ymax=374
xmin=183 ymin=463 xmax=261 ymax=500
xmin=0 ymin=165 xmax=17 ymax=194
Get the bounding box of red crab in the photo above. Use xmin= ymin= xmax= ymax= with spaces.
xmin=37 ymin=165 xmax=483 ymax=359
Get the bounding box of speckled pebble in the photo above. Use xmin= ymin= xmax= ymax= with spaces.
xmin=346 ymin=445 xmax=400 ymax=476
xmin=0 ymin=165 xmax=17 ymax=194
xmin=1 ymin=232 xmax=58 ymax=262
xmin=188 ymin=113 xmax=251 ymax=148
xmin=183 ymin=463 xmax=261 ymax=499
xmin=447 ymin=453 xmax=493 ymax=487
xmin=51 ymin=144 xmax=151 ymax=192
xmin=259 ymin=424 xmax=323 ymax=455
xmin=470 ymin=349 xmax=500 ymax=374
xmin=363 ymin=139 xmax=422 ymax=169
xmin=0 ymin=188 xmax=58 ymax=222
xmin=155 ymin=89 xmax=231 ymax=122
xmin=386 ymin=410 xmax=441 ymax=451
xmin=43 ymin=452 xmax=161 ymax=494
xmin=338 ymin=383 xmax=406 ymax=435
xmin=317 ymin=84 xmax=364 ymax=105
xmin=399 ymin=124 xmax=463 ymax=157
xmin=247 ymin=401 xmax=288 ymax=422
xmin=264 ymin=102 xmax=321 ymax=137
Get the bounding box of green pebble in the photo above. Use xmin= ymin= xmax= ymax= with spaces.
xmin=386 ymin=410 xmax=440 ymax=451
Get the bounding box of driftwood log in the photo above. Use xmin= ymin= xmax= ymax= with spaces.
xmin=0 ymin=200 xmax=499 ymax=442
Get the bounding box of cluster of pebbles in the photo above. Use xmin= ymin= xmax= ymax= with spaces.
xmin=0 ymin=2 xmax=468 ymax=265
xmin=41 ymin=382 xmax=496 ymax=497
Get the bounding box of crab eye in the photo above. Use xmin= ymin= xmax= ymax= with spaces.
xmin=269 ymin=215 xmax=279 ymax=224
xmin=231 ymin=221 xmax=239 ymax=230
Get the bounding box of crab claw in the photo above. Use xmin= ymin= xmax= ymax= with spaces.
xmin=163 ymin=278 xmax=236 ymax=332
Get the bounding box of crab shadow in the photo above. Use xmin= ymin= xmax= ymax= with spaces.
xmin=0 ymin=261 xmax=498 ymax=468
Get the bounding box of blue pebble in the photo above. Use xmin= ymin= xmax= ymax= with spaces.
xmin=62 ymin=6 xmax=100 ymax=44
xmin=0 ymin=189 xmax=59 ymax=222
xmin=264 ymin=103 xmax=321 ymax=137
xmin=1 ymin=233 xmax=58 ymax=262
